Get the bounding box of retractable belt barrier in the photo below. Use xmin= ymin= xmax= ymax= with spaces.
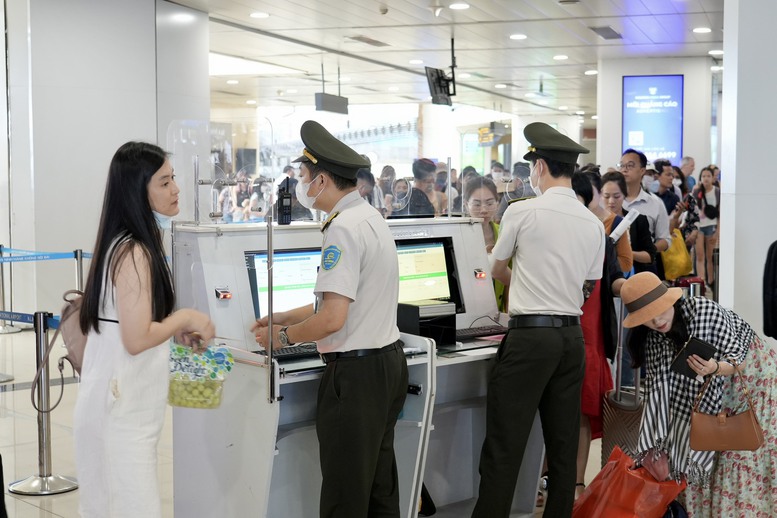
xmin=0 ymin=310 xmax=60 ymax=329
xmin=0 ymin=245 xmax=87 ymax=495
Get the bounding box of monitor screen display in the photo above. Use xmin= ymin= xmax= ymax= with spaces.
xmin=622 ymin=74 xmax=684 ymax=162
xmin=395 ymin=237 xmax=464 ymax=312
xmin=425 ymin=66 xmax=452 ymax=106
xmin=244 ymin=248 xmax=320 ymax=319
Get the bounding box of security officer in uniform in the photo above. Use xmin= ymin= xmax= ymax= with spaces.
xmin=253 ymin=120 xmax=408 ymax=518
xmin=472 ymin=122 xmax=605 ymax=518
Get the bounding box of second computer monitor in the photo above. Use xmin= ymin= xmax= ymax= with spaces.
xmin=395 ymin=237 xmax=465 ymax=313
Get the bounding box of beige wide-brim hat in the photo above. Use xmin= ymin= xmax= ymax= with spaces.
xmin=621 ymin=272 xmax=683 ymax=328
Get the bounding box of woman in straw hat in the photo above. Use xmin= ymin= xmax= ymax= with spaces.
xmin=621 ymin=271 xmax=776 ymax=516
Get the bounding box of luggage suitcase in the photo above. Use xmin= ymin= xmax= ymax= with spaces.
xmin=601 ymin=299 xmax=644 ymax=466
xmin=673 ymin=276 xmax=705 ymax=297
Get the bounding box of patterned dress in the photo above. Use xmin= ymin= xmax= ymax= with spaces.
xmin=682 ymin=335 xmax=777 ymax=517
xmin=638 ymin=297 xmax=777 ymax=516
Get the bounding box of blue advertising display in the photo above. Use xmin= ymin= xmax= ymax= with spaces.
xmin=622 ymin=75 xmax=683 ymax=163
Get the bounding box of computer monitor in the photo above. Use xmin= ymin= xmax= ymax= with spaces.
xmin=395 ymin=237 xmax=465 ymax=313
xmin=244 ymin=248 xmax=320 ymax=319
xmin=425 ymin=66 xmax=453 ymax=106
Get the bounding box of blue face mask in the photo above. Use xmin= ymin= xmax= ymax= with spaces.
xmin=153 ymin=210 xmax=173 ymax=230
xmin=649 ymin=179 xmax=660 ymax=193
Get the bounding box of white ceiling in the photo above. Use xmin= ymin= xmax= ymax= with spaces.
xmin=172 ymin=0 xmax=724 ymax=119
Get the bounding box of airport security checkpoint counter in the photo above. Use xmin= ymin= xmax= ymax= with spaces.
xmin=170 ymin=218 xmax=544 ymax=517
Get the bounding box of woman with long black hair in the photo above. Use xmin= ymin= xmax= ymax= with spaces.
xmin=622 ymin=272 xmax=776 ymax=516
xmin=73 ymin=142 xmax=215 ymax=518
xmin=692 ymin=167 xmax=720 ymax=289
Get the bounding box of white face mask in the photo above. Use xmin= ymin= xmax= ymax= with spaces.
xmin=672 ymin=178 xmax=682 ymax=188
xmin=529 ymin=161 xmax=543 ymax=196
xmin=296 ymin=176 xmax=323 ymax=209
xmin=153 ymin=210 xmax=173 ymax=230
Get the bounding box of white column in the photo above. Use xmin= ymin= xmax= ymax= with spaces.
xmin=719 ymin=0 xmax=777 ymax=341
xmin=5 ymin=0 xmax=209 ymax=314
xmin=156 ymin=0 xmax=211 ymax=223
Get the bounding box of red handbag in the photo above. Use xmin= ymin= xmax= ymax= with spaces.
xmin=573 ymin=446 xmax=687 ymax=518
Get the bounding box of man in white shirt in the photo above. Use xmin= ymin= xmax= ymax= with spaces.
xmin=472 ymin=122 xmax=605 ymax=518
xmin=620 ymin=149 xmax=672 ymax=259
xmin=253 ymin=121 xmax=407 ymax=518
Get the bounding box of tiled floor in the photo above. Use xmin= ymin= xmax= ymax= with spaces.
xmin=0 ymin=328 xmax=181 ymax=518
xmin=0 ymin=328 xmax=603 ymax=518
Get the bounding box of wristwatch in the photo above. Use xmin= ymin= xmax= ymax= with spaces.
xmin=278 ymin=326 xmax=291 ymax=347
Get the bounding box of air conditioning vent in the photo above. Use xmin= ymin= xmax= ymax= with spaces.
xmin=213 ymin=90 xmax=244 ymax=97
xmin=347 ymin=35 xmax=390 ymax=47
xmin=589 ymin=26 xmax=623 ymax=40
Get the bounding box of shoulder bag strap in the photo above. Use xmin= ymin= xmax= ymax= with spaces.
xmin=693 ymin=360 xmax=756 ymax=413
xmin=30 ymin=322 xmax=67 ymax=413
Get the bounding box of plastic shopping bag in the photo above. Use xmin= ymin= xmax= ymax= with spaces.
xmin=168 ymin=342 xmax=234 ymax=409
xmin=573 ymin=446 xmax=687 ymax=518
xmin=660 ymin=229 xmax=693 ymax=281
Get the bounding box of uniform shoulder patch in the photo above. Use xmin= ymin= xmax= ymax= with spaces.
xmin=322 ymin=245 xmax=342 ymax=270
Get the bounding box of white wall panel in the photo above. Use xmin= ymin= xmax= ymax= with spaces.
xmin=7 ymin=0 xmax=158 ymax=314
xmin=156 ymin=0 xmax=210 ymax=223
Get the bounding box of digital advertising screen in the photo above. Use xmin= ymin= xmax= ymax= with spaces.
xmin=622 ymin=75 xmax=684 ymax=163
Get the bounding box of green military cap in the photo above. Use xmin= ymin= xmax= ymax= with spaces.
xmin=292 ymin=120 xmax=370 ymax=180
xmin=522 ymin=122 xmax=589 ymax=164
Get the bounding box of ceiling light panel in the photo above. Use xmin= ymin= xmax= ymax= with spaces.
xmin=209 ymin=53 xmax=302 ymax=76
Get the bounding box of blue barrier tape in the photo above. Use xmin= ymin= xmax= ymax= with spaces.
xmin=0 ymin=252 xmax=73 ymax=263
xmin=48 ymin=316 xmax=60 ymax=330
xmin=0 ymin=248 xmax=40 ymax=255
xmin=83 ymin=253 xmax=93 ymax=259
xmin=0 ymin=310 xmax=34 ymax=324
xmin=0 ymin=311 xmax=61 ymax=329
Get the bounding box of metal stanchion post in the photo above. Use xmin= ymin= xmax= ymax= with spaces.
xmin=265 ymin=214 xmax=279 ymax=403
xmin=0 ymin=245 xmax=21 ymax=335
xmin=446 ymin=156 xmax=452 ymax=218
xmin=712 ymin=248 xmax=720 ymax=302
xmin=74 ymin=249 xmax=84 ymax=291
xmin=9 ymin=312 xmax=78 ymax=495
xmin=193 ymin=154 xmax=201 ymax=224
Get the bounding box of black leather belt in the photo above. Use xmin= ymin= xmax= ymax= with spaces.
xmin=320 ymin=340 xmax=400 ymax=365
xmin=509 ymin=314 xmax=580 ymax=328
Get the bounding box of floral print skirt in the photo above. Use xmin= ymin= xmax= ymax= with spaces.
xmin=681 ymin=336 xmax=777 ymax=517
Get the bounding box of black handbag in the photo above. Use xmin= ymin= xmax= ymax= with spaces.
xmin=703 ymin=203 xmax=719 ymax=219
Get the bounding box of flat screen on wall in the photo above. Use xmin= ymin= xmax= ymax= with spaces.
xmin=622 ymin=75 xmax=684 ymax=163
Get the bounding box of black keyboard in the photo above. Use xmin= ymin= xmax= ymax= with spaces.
xmin=455 ymin=325 xmax=508 ymax=341
xmin=256 ymin=342 xmax=319 ymax=361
